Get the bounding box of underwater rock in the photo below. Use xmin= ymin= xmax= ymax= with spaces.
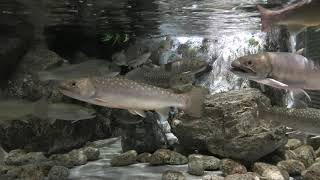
xmin=161 ymin=170 xmax=186 ymax=180
xmin=82 ymin=146 xmax=100 ymax=161
xmin=202 ymin=174 xmax=224 ymax=180
xmin=315 ymin=147 xmax=320 ymax=158
xmin=294 ymin=145 xmax=316 ymax=168
xmin=172 ymin=88 xmax=287 ymax=161
xmin=277 ymin=160 xmax=305 ymax=176
xmin=110 ymin=150 xmax=137 ymax=167
xmin=149 ymin=149 xmax=188 ymax=166
xmin=224 ymin=173 xmax=261 ymax=180
xmin=220 ymin=159 xmax=247 ymax=176
xmin=284 ymin=150 xmax=299 ymax=160
xmin=187 ymin=155 xmax=204 ymax=176
xmin=48 ymin=166 xmax=69 ymax=180
xmin=188 ymin=154 xmax=221 ymax=171
xmin=137 ymin=153 xmax=152 ymax=163
xmin=19 ymin=164 xmax=45 ymax=180
xmin=302 ymin=162 xmax=320 ymax=180
xmin=50 ymin=149 xmax=87 ymax=168
xmin=4 ymin=149 xmax=47 ymax=166
xmin=285 ymin=139 xmax=303 ymax=150
xmin=253 ymin=162 xmax=289 ymax=180
xmin=306 ymin=136 xmax=320 ymax=151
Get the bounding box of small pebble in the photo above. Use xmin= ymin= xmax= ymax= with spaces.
xmin=162 ymin=170 xmax=186 ymax=180
xmin=220 ymin=159 xmax=247 ymax=175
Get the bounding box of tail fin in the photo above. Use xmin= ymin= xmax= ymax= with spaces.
xmin=33 ymin=98 xmax=49 ymax=120
xmin=37 ymin=71 xmax=54 ymax=81
xmin=183 ymin=87 xmax=206 ymax=118
xmin=256 ymin=5 xmax=274 ymax=32
xmin=0 ymin=146 xmax=7 ymax=164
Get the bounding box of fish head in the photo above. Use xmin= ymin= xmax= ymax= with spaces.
xmin=230 ymin=53 xmax=272 ymax=80
xmin=58 ymin=78 xmax=96 ymax=98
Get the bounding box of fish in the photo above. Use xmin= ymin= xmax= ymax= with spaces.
xmin=47 ymin=103 xmax=96 ymax=124
xmin=112 ymin=50 xmax=127 ymax=66
xmin=0 ymin=146 xmax=7 ymax=165
xmin=255 ymin=101 xmax=320 ymax=136
xmin=230 ymin=52 xmax=320 ymax=99
xmin=58 ymin=76 xmax=205 ymax=118
xmin=163 ymin=59 xmax=208 ymax=74
xmin=127 ymin=52 xmax=152 ymax=68
xmin=0 ymin=98 xmax=48 ymax=125
xmin=125 ymin=65 xmax=195 ymax=90
xmin=257 ymin=0 xmax=320 ymax=34
xmin=38 ymin=60 xmax=121 ymax=81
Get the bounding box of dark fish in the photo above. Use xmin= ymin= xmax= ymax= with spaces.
xmin=255 ymin=101 xmax=320 ymax=136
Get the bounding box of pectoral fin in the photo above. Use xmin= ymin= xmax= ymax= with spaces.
xmin=128 ymin=109 xmax=146 ymax=118
xmin=296 ymin=48 xmax=305 ymax=55
xmin=255 ymin=78 xmax=288 ymax=88
xmin=155 ymin=107 xmax=170 ymax=121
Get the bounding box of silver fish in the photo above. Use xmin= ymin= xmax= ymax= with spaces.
xmin=0 ymin=98 xmax=48 ymax=125
xmin=255 ymin=101 xmax=320 ymax=136
xmin=48 ymin=103 xmax=96 ymax=124
xmin=230 ymin=52 xmax=320 ymax=99
xmin=38 ymin=60 xmax=120 ymax=81
xmin=58 ymin=76 xmax=205 ymax=118
xmin=257 ymin=0 xmax=320 ymax=34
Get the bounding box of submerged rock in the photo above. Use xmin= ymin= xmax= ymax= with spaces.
xmin=284 ymin=150 xmax=299 ymax=160
xmin=172 ymin=88 xmax=287 ymax=161
xmin=294 ymin=145 xmax=316 ymax=168
xmin=253 ymin=162 xmax=289 ymax=180
xmin=188 ymin=154 xmax=221 ymax=171
xmin=50 ymin=149 xmax=87 ymax=168
xmin=137 ymin=153 xmax=152 ymax=163
xmin=285 ymin=139 xmax=303 ymax=150
xmin=162 ymin=170 xmax=186 ymax=180
xmin=221 ymin=159 xmax=247 ymax=176
xmin=5 ymin=150 xmax=47 ymax=166
xmin=202 ymin=174 xmax=224 ymax=180
xmin=82 ymin=147 xmax=100 ymax=161
xmin=149 ymin=149 xmax=188 ymax=166
xmin=224 ymin=173 xmax=261 ymax=180
xmin=48 ymin=166 xmax=69 ymax=180
xmin=110 ymin=150 xmax=137 ymax=167
xmin=277 ymin=160 xmax=305 ymax=176
xmin=187 ymin=155 xmax=204 ymax=176
xmin=302 ymin=162 xmax=320 ymax=180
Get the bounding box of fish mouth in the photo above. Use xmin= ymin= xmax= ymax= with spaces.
xmin=229 ymin=65 xmax=256 ymax=77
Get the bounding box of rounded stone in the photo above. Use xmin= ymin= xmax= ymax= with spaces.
xmin=187 ymin=155 xmax=204 ymax=176
xmin=110 ymin=150 xmax=137 ymax=167
xmin=277 ymin=160 xmax=305 ymax=176
xmin=48 ymin=166 xmax=69 ymax=180
xmin=161 ymin=170 xmax=186 ymax=180
xmin=220 ymin=159 xmax=247 ymax=176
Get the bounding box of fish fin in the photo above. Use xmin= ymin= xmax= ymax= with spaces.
xmin=155 ymin=107 xmax=170 ymax=120
xmin=292 ymin=89 xmax=311 ymax=102
xmin=315 ymin=28 xmax=320 ymax=32
xmin=33 ymin=98 xmax=49 ymax=120
xmin=295 ymin=48 xmax=305 ymax=55
xmin=37 ymin=71 xmax=54 ymax=81
xmin=183 ymin=87 xmax=206 ymax=118
xmin=128 ymin=109 xmax=137 ymax=115
xmin=310 ymin=135 xmax=320 ymax=139
xmin=256 ymin=5 xmax=274 ymax=32
xmin=48 ymin=118 xmax=57 ymax=125
xmin=133 ymin=110 xmax=146 ymax=118
xmin=0 ymin=146 xmax=7 ymax=164
xmin=255 ymin=78 xmax=288 ymax=88
xmin=20 ymin=117 xmax=30 ymax=123
xmin=94 ymin=98 xmax=107 ymax=103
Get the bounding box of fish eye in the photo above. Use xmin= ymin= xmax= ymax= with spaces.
xmin=71 ymin=82 xmax=76 ymax=87
xmin=247 ymin=60 xmax=253 ymax=66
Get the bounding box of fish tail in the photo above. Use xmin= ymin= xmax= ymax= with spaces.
xmin=183 ymin=87 xmax=206 ymax=118
xmin=33 ymin=97 xmax=49 ymax=120
xmin=37 ymin=71 xmax=54 ymax=81
xmin=257 ymin=5 xmax=274 ymax=32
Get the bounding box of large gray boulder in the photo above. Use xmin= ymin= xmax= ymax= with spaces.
xmin=172 ymin=88 xmax=287 ymax=161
